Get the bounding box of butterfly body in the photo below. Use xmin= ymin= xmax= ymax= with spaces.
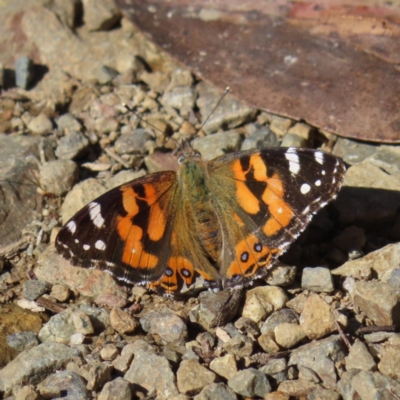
xmin=56 ymin=145 xmax=345 ymax=296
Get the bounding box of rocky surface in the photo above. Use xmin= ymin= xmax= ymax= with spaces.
xmin=1 ymin=1 xmax=400 ymax=399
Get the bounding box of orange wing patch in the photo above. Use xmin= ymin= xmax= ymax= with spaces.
xmin=232 ymin=156 xmax=293 ymax=237
xmin=262 ymin=173 xmax=293 ymax=236
xmin=226 ymin=234 xmax=273 ymax=279
xmin=117 ymin=183 xmax=168 ymax=269
xmin=148 ymin=256 xmax=214 ymax=295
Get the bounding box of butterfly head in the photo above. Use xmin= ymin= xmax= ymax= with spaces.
xmin=177 ymin=140 xmax=202 ymax=165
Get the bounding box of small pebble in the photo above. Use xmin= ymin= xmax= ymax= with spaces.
xmin=22 ymin=280 xmax=51 ymax=301
xmin=110 ymin=307 xmax=140 ymax=334
xmin=28 ymin=114 xmax=53 ymax=135
xmin=301 ymin=267 xmax=335 ymax=293
xmin=15 ymin=56 xmax=34 ymax=89
xmin=50 ymin=284 xmax=71 ymax=303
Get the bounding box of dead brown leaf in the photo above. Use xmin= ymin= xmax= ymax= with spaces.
xmin=116 ymin=0 xmax=400 ymax=143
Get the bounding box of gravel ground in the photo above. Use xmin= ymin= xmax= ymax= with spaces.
xmin=1 ymin=1 xmax=400 ymax=399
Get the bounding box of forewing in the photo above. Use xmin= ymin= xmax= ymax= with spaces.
xmin=56 ymin=171 xmax=178 ymax=285
xmin=207 ymin=147 xmax=346 ymax=287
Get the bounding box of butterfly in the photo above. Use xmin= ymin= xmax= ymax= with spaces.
xmin=55 ymin=142 xmax=345 ymax=296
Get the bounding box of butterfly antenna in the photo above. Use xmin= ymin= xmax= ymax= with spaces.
xmin=197 ymin=86 xmax=231 ymax=135
xmin=121 ymin=103 xmax=181 ymax=148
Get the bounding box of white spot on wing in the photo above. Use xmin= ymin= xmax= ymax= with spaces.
xmin=315 ymin=179 xmax=321 ymax=186
xmin=277 ymin=207 xmax=283 ymax=214
xmin=315 ymin=151 xmax=324 ymax=165
xmin=300 ymin=183 xmax=311 ymax=194
xmin=89 ymin=202 xmax=105 ymax=229
xmin=66 ymin=220 xmax=77 ymax=234
xmin=83 ymin=244 xmax=90 ymax=251
xmin=95 ymin=240 xmax=106 ymax=250
xmin=285 ymin=148 xmax=300 ymax=175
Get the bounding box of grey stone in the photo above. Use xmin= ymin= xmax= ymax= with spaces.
xmin=124 ymin=349 xmax=178 ymax=397
xmin=13 ymin=385 xmax=38 ymax=400
xmin=109 ymin=307 xmax=140 ymax=334
xmin=378 ymin=345 xmax=400 ymax=380
xmin=363 ymin=331 xmax=397 ymax=344
xmin=259 ymin=358 xmax=288 ymax=384
xmin=345 ymin=339 xmax=376 ymax=371
xmin=98 ymin=377 xmax=132 ymax=400
xmin=196 ymin=331 xmax=216 ymax=349
xmin=56 ymin=113 xmax=82 ymax=132
xmin=194 ymin=383 xmax=237 ymax=400
xmin=289 ymin=335 xmax=347 ymax=389
xmin=193 ymin=130 xmax=242 ymax=161
xmin=332 ymin=242 xmax=400 ymax=281
xmin=83 ymin=0 xmax=121 ymax=31
xmin=140 ymin=311 xmax=187 ymax=345
xmin=71 ymin=310 xmax=95 ymax=335
xmin=38 ymin=305 xmax=108 ymax=343
xmin=242 ymin=286 xmax=288 ymax=324
xmin=36 ymin=246 xmax=128 ymax=303
xmin=257 ymin=332 xmax=280 ymax=353
xmin=15 ymin=56 xmax=34 ymax=89
xmin=39 ymin=159 xmax=79 ymax=195
xmin=222 ymin=334 xmax=254 ymax=358
xmin=209 ymin=354 xmax=237 ymax=380
xmin=308 ymin=387 xmax=341 ymax=400
xmin=228 ymin=368 xmax=271 ymax=398
xmin=365 ymin=144 xmax=400 ymax=175
xmin=161 ymin=86 xmax=196 ymax=117
xmin=280 ymin=133 xmax=307 ymax=147
xmin=299 ymin=293 xmax=336 ymax=339
xmin=113 ymin=341 xmax=153 ymax=374
xmin=86 ymin=362 xmax=112 ymax=391
xmin=274 ymin=322 xmax=307 ymax=349
xmin=241 ymin=126 xmax=278 ymax=150
xmin=100 ymin=344 xmax=119 ymax=361
xmin=22 ymin=280 xmax=51 ymax=301
xmin=353 ymin=281 xmax=400 ymax=326
xmin=350 ymin=370 xmax=400 ymax=400
xmin=96 ymin=65 xmax=119 ymax=84
xmin=260 ymin=308 xmax=299 ymax=335
xmin=0 ymin=342 xmax=80 ymax=392
xmin=301 ymin=267 xmax=334 ymax=293
xmin=27 ymin=114 xmax=53 ymax=135
xmin=196 ymin=82 xmax=257 ymax=134
xmin=234 ymin=317 xmax=260 ymax=337
xmin=114 ymin=129 xmax=153 ymax=154
xmin=265 ymin=264 xmax=297 ymax=286
xmin=55 ymin=131 xmax=90 ymax=160
xmin=189 ymin=289 xmax=243 ymax=330
xmin=78 ymin=305 xmax=110 ymax=332
xmin=50 ymin=284 xmax=71 ymax=302
xmin=37 ymin=370 xmax=88 ymax=400
xmin=383 ymin=268 xmax=400 ymax=289
xmin=337 ymin=369 xmax=360 ymax=400
xmin=333 ymin=138 xmax=378 ymax=165
xmin=6 ymin=332 xmax=39 ymax=352
xmin=177 ymin=359 xmax=217 ymax=395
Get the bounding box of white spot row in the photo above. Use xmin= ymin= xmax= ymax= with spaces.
xmin=89 ymin=202 xmax=105 ymax=229
xmin=300 ymin=183 xmax=311 ymax=194
xmin=82 ymin=240 xmax=106 ymax=251
xmin=314 ymin=151 xmax=324 ymax=165
xmin=285 ymin=148 xmax=300 ymax=175
xmin=66 ymin=220 xmax=77 ymax=234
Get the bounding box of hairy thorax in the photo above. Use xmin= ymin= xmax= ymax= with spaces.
xmin=178 ymin=156 xmax=221 ymax=261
